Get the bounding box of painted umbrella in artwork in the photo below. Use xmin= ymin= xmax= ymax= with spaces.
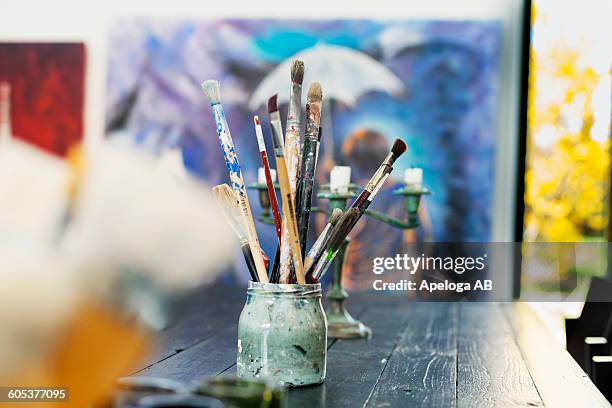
xmin=249 ymin=43 xmax=404 ymax=110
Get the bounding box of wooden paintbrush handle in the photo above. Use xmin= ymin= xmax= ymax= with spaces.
xmin=280 ymin=130 xmax=301 ymax=283
xmin=275 ymin=156 xmax=305 ymax=284
xmin=279 ymin=215 xmax=292 ymax=283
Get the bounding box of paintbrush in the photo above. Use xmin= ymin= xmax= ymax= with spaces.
xmin=212 ymin=184 xmax=258 ymax=282
xmin=202 ymin=80 xmax=269 ymax=283
xmin=285 ymin=60 xmax=304 ymax=181
xmin=267 ymin=94 xmax=305 ymax=284
xmin=296 ymin=82 xmax=323 ymax=258
xmin=311 ymin=139 xmax=408 ymax=280
xmin=254 ymin=115 xmax=283 ymax=241
xmin=278 ymin=60 xmax=305 ymax=283
xmin=314 ymin=126 xmax=322 ymax=169
xmin=269 ymin=245 xmax=281 ymax=283
xmin=304 ymin=208 xmax=343 ymax=279
xmin=311 ymin=208 xmax=360 ymax=281
xmin=348 ymin=138 xmax=407 ymax=222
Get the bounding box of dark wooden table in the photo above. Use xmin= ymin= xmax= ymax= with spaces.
xmin=133 ymin=282 xmax=610 ymax=407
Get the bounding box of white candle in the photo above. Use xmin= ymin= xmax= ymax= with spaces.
xmin=258 ymin=167 xmax=277 ymax=184
xmin=330 ymin=166 xmax=351 ymax=194
xmin=404 ymin=168 xmax=423 ymax=189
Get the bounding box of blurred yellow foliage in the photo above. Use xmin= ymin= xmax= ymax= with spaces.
xmin=523 ymin=4 xmax=611 ymax=243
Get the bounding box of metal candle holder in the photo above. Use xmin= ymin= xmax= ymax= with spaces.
xmin=248 ymin=181 xmax=429 ymax=339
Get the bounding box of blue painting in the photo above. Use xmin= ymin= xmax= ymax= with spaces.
xmin=106 ymin=19 xmax=500 ymax=289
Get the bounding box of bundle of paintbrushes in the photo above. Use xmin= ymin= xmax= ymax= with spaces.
xmin=202 ymin=62 xmax=407 ymax=285
xmin=306 ymin=138 xmax=407 ymax=281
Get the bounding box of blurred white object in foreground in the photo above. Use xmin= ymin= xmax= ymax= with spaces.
xmin=156 ymin=147 xmax=188 ymax=180
xmin=0 ymin=244 xmax=79 ymax=375
xmin=0 ymin=140 xmax=69 ymax=245
xmin=0 ymin=138 xmax=235 ymax=378
xmin=61 ymin=138 xmax=235 ymax=292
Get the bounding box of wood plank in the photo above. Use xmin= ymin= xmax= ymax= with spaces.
xmin=287 ymin=302 xmax=411 ymax=408
xmin=457 ymin=303 xmax=543 ymax=407
xmin=134 ymin=283 xmax=244 ymax=371
xmin=365 ymin=302 xmax=458 ymax=408
xmin=135 ymin=303 xmax=242 ymax=382
xmin=157 ymin=287 xmax=244 ymax=352
xmin=170 ymin=282 xmax=245 ymax=319
xmin=502 ymin=303 xmax=610 ymax=408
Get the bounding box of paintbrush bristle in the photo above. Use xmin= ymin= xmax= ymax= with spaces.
xmin=212 ymin=184 xmax=245 ymax=240
xmin=212 ymin=184 xmax=239 ymax=210
xmin=391 ymin=138 xmax=407 ymax=158
xmin=201 ymin=80 xmax=221 ymax=105
xmin=291 ymin=60 xmax=305 ymax=85
xmin=307 ymin=82 xmax=322 ymax=102
xmin=329 ymin=208 xmax=343 ymax=225
xmin=267 ymin=94 xmax=278 ymax=114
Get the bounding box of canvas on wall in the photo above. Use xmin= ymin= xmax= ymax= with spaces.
xmin=106 ymin=19 xmax=500 ymax=287
xmin=0 ymin=43 xmax=86 ymax=157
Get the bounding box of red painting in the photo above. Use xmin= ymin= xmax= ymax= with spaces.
xmin=0 ymin=43 xmax=85 ymax=156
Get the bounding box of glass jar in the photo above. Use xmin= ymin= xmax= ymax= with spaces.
xmin=237 ymin=282 xmax=327 ymax=387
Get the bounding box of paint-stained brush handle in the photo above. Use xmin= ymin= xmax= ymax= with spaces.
xmin=211 ymin=104 xmax=268 ymax=283
xmin=268 ymin=94 xmax=305 ymax=284
xmin=202 ymin=80 xmax=269 ymax=283
xmin=304 ymin=208 xmax=343 ymax=278
xmin=254 ymin=116 xmax=283 ymax=240
xmin=311 ymin=208 xmax=359 ymax=280
xmin=296 ymin=136 xmax=318 ymax=257
xmin=275 ymin=155 xmax=305 ymax=284
xmin=304 ymin=223 xmax=333 ymax=277
xmin=296 ymin=82 xmax=323 ymax=258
